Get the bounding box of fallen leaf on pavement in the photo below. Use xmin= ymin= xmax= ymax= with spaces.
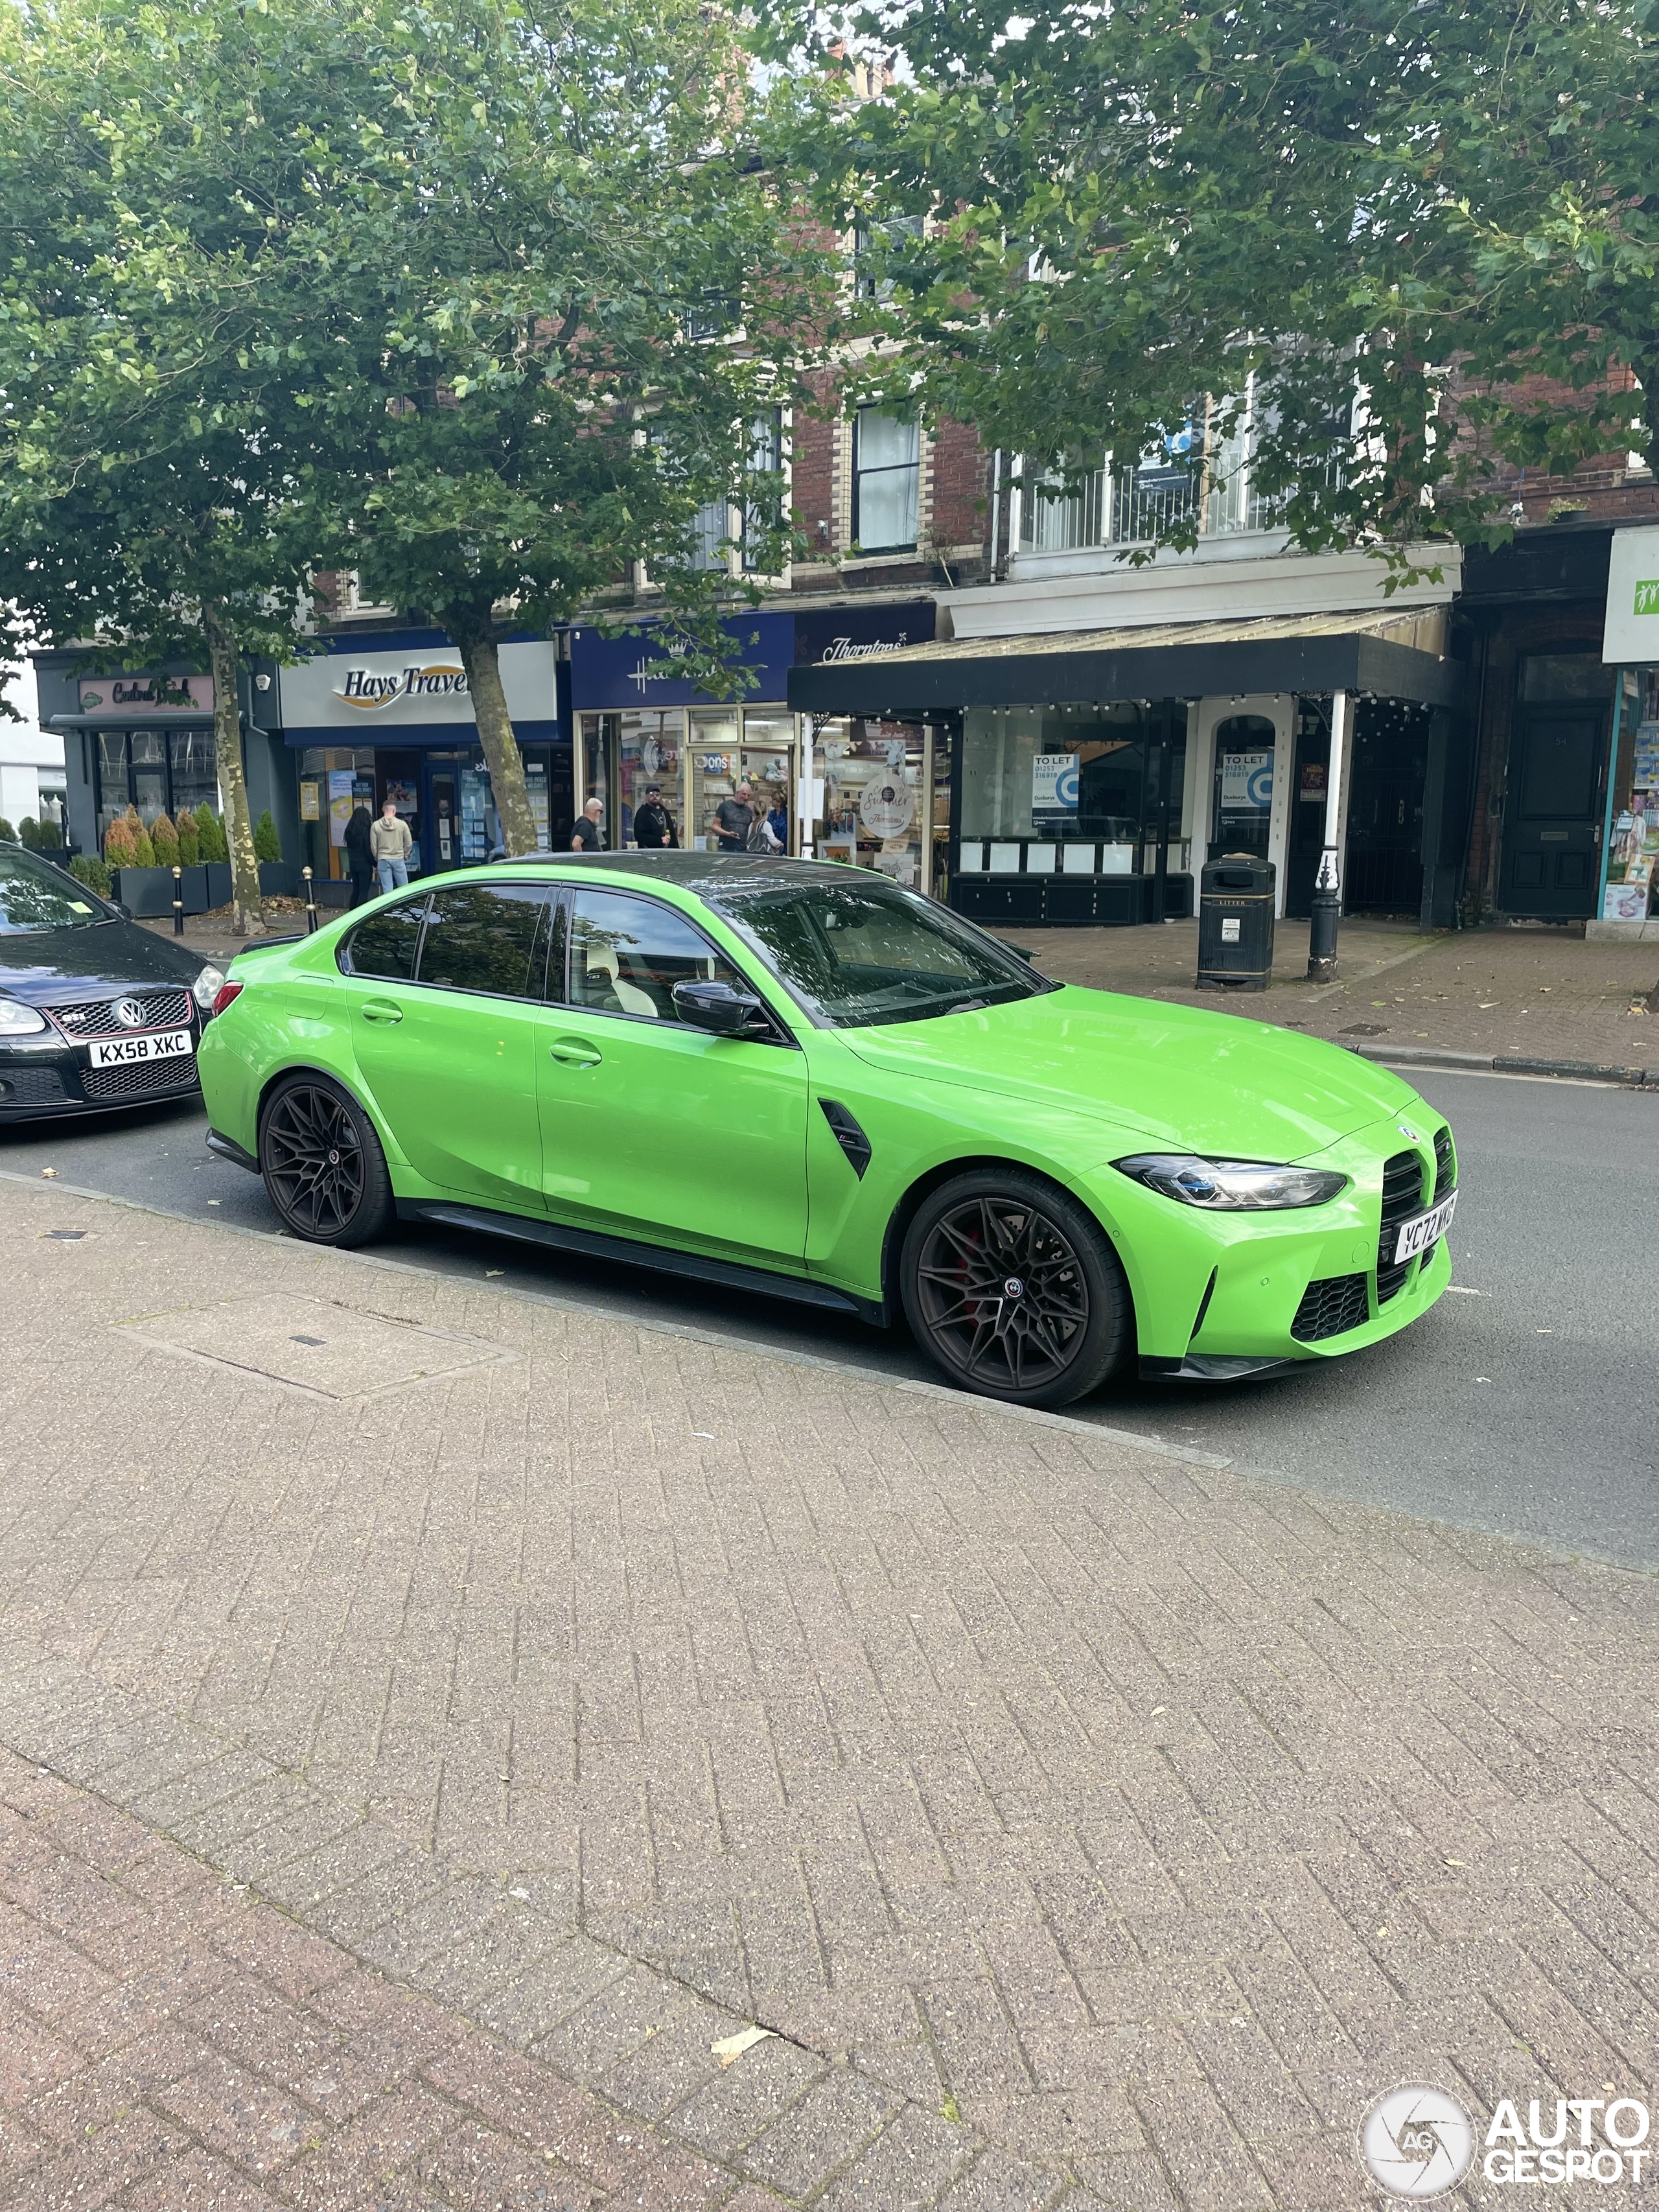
xmin=712 ymin=2026 xmax=774 ymax=2066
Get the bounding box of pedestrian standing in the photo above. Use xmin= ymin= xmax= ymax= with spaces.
xmin=371 ymin=799 xmax=413 ymax=894
xmin=632 ymin=784 xmax=679 ymax=849
xmin=343 ymin=806 xmax=375 ymax=907
xmin=713 ymin=780 xmax=756 ymax=854
xmin=571 ymin=797 xmax=605 ymax=852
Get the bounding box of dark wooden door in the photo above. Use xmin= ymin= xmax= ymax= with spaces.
xmin=1500 ymin=708 xmax=1603 ymax=918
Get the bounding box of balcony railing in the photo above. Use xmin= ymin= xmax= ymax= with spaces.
xmin=1017 ymin=415 xmax=1347 ymax=554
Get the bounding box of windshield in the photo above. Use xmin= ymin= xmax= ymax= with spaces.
xmin=0 ymin=850 xmax=110 ymax=935
xmin=711 ymin=875 xmax=1054 ymax=1028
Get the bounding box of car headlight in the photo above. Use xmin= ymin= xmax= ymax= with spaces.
xmin=0 ymin=998 xmax=47 ymax=1037
xmin=1113 ymin=1154 xmax=1349 ymax=1210
xmin=192 ymin=965 xmax=227 ymax=1010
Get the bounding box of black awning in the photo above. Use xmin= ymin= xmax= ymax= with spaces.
xmin=786 ymin=608 xmax=1461 ymax=716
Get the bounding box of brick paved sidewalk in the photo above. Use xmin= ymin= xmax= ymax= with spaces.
xmin=989 ymin=919 xmax=1659 ymax=1075
xmin=0 ymin=1741 xmax=793 ymax=2212
xmin=3 ymin=1178 xmax=1659 ymax=2211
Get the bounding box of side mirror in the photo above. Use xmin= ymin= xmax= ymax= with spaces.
xmin=673 ymin=977 xmax=767 ymax=1036
xmin=117 ymin=900 xmax=133 ymax=920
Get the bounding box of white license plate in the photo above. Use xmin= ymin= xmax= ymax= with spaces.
xmin=1393 ymin=1187 xmax=1457 ymax=1265
xmin=87 ymin=1028 xmax=193 ymax=1069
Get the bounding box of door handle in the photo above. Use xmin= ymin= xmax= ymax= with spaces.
xmin=548 ymin=1036 xmax=602 ymax=1067
xmin=360 ymin=1000 xmax=404 ymax=1025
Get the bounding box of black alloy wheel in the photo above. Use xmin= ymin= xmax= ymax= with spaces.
xmin=259 ymin=1075 xmax=393 ymax=1247
xmin=900 ymin=1169 xmax=1130 ymax=1408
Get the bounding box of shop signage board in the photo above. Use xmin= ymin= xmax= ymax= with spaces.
xmin=570 ymin=601 xmax=936 ymax=712
xmin=277 ymin=633 xmax=561 ymax=738
xmin=569 ymin=613 xmax=794 ymax=710
xmin=77 ymin=674 xmax=213 ymax=716
xmin=793 ymin=600 xmax=936 ymax=668
xmin=1031 ymin=754 xmax=1080 ymax=814
xmin=1603 ymin=527 xmax=1659 ymax=661
xmin=1222 ymin=750 xmax=1274 ymax=809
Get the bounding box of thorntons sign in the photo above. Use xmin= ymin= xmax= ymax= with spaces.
xmin=336 ymin=660 xmax=468 ymax=710
xmin=815 ymin=631 xmax=913 ymax=662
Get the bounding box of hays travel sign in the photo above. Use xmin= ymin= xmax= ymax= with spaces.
xmin=277 ymin=636 xmax=561 ymax=736
xmin=336 ymin=660 xmax=469 ymax=710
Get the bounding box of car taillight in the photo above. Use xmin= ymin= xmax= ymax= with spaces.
xmin=211 ymin=980 xmax=244 ymax=1016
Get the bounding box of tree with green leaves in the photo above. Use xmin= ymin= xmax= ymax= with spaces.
xmin=296 ymin=0 xmax=837 ymax=856
xmin=760 ymin=0 xmax=1659 ymax=566
xmin=0 ymin=0 xmax=837 ymax=896
xmin=0 ymin=0 xmax=383 ymax=931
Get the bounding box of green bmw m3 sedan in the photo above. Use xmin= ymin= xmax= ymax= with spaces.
xmin=198 ymin=854 xmax=1457 ymax=1408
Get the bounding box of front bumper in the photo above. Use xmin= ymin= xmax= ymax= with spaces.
xmin=1080 ymin=1108 xmax=1457 ymax=1370
xmin=0 ymin=1027 xmax=203 ymax=1120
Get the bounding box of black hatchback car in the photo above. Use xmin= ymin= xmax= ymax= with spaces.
xmin=0 ymin=845 xmax=226 ymax=1121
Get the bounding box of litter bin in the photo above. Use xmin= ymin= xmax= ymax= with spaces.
xmin=1196 ymin=853 xmax=1275 ymax=990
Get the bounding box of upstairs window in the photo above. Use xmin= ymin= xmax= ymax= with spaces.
xmin=852 ymin=410 xmax=920 ymax=554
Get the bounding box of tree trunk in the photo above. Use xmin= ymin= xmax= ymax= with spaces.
xmin=453 ymin=620 xmax=538 ymax=857
xmin=202 ymin=598 xmax=265 ymax=937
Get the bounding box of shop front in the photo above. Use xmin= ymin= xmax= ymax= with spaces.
xmin=275 ymin=633 xmax=568 ymax=896
xmin=568 ymin=600 xmax=935 ymax=859
xmin=37 ymin=671 xmax=222 ymax=859
xmin=1596 ymin=527 xmax=1659 ymax=933
xmin=787 ymin=609 xmax=1464 ymax=927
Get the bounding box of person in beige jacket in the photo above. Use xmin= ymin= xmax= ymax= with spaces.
xmin=370 ymin=800 xmax=413 ymax=894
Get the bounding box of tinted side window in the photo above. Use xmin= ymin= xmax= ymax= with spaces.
xmin=340 ymin=896 xmax=428 ymax=981
xmin=417 ymin=884 xmax=553 ymax=1000
xmin=566 ymin=890 xmax=745 ymax=1021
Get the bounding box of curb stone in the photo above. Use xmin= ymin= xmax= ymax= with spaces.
xmin=0 ymin=1637 xmax=1087 ymax=2211
xmin=1347 ymin=1040 xmax=1659 ymax=1088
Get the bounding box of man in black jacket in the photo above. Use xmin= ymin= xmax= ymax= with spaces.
xmin=632 ymin=784 xmax=679 ymax=849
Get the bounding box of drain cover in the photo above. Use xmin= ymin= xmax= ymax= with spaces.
xmin=114 ymin=1294 xmax=514 ymax=1400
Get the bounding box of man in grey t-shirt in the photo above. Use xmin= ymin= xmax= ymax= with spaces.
xmin=713 ymin=782 xmax=754 ymax=854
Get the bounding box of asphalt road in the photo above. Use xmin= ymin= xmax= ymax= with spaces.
xmin=3 ymin=1067 xmax=1654 ymax=1568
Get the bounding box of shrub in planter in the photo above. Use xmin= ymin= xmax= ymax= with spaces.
xmin=36 ymin=815 xmax=61 ymax=850
xmin=17 ymin=816 xmax=38 ymax=849
xmin=104 ymin=817 xmax=138 ymax=867
xmin=150 ymin=811 xmax=180 ymax=868
xmin=194 ymin=803 xmax=228 ymax=864
xmin=253 ymin=809 xmax=281 ymax=863
xmin=176 ymin=811 xmax=200 ymax=867
xmin=0 ymin=818 xmax=14 ymax=842
xmin=70 ymin=854 xmax=112 ymax=898
xmin=132 ymin=824 xmax=156 ymax=867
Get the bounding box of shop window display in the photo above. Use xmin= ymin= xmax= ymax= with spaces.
xmin=94 ymin=727 xmax=222 ymax=848
xmin=809 ymin=716 xmax=945 ymax=892
xmin=579 ymin=706 xmax=793 ymax=854
xmin=1604 ymin=666 xmax=1659 ymax=922
xmin=958 ymin=703 xmax=1184 ymax=868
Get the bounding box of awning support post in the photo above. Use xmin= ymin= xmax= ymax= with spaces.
xmin=1306 ymin=689 xmax=1352 ymax=981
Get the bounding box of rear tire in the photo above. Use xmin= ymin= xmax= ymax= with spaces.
xmin=259 ymin=1073 xmax=394 ymax=1248
xmin=899 ymin=1169 xmax=1131 ymax=1408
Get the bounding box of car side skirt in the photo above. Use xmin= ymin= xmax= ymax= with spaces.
xmin=395 ymin=1200 xmax=889 ymax=1327
xmin=205 ymin=1128 xmax=259 ymax=1172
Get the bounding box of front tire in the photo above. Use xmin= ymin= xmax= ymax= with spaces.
xmin=900 ymin=1170 xmax=1131 ymax=1408
xmin=259 ymin=1074 xmax=393 ymax=1248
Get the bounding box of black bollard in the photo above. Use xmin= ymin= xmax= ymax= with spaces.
xmin=172 ymin=865 xmax=185 ymax=937
xmin=303 ymin=865 xmax=319 ymax=933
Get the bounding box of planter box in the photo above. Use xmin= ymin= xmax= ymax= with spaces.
xmin=258 ymin=861 xmax=300 ymax=898
xmin=110 ymin=865 xmax=176 ymax=919
xmin=205 ymin=862 xmax=233 ymax=909
xmin=177 ymin=864 xmax=209 ymax=914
